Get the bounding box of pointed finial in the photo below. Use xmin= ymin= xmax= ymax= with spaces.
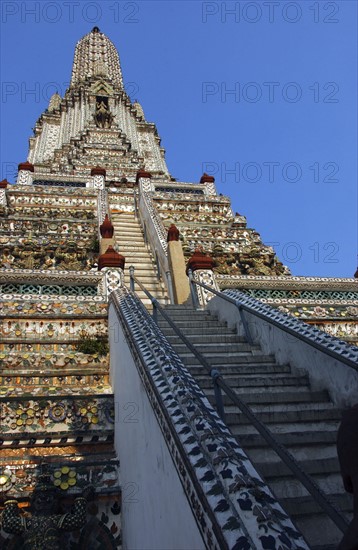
xmin=167 ymin=224 xmax=180 ymax=242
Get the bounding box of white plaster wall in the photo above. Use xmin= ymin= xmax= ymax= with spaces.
xmin=208 ymin=296 xmax=358 ymax=408
xmin=109 ymin=305 xmax=204 ymax=550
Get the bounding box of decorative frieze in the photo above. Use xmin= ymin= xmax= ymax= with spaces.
xmin=0 ymin=373 xmax=110 ymax=395
xmin=101 ymin=268 xmax=124 ymax=299
xmin=217 ymin=273 xmax=358 ymax=290
xmin=0 ymin=297 xmax=107 ymax=317
xmin=0 ymin=349 xmax=108 ymax=371
xmin=312 ymin=321 xmax=358 ymax=341
xmin=17 ymin=170 xmax=33 ymax=186
xmin=7 ymin=191 xmax=97 ymax=208
xmin=0 ymin=396 xmax=114 ymax=435
xmin=0 ymin=318 xmax=107 ymax=341
xmin=0 ymin=268 xmax=102 ymax=287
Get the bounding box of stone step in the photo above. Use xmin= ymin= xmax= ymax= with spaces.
xmin=158 ymin=319 xmax=227 ymax=329
xmin=147 ymin=303 xmax=349 ymax=546
xmin=124 ymin=280 xmax=163 ymax=290
xmin=120 ymin=252 xmax=152 ymax=259
xmin=111 ymin=222 xmax=139 ymax=227
xmin=123 ymin=267 xmax=158 ymax=275
xmin=119 ymin=245 xmax=150 ymax=252
xmin=121 ymin=253 xmax=157 ymax=262
xmin=255 ymin=458 xmax=341 ymax=480
xmin=131 ymin=291 xmax=168 ymax=304
xmin=280 ymin=495 xmax=352 ymax=548
xmin=110 ymin=213 xmax=137 ymax=219
xmin=188 ymin=364 xmax=291 ymax=376
xmin=180 ymin=353 xmax=277 ymax=366
xmin=123 ymin=270 xmax=156 ymax=279
xmin=113 ymin=224 xmax=144 ymax=232
xmin=163 ymin=314 xmax=213 ymax=324
xmin=112 ymin=229 xmax=144 ymax=238
xmin=225 ymin=400 xmax=338 ymax=414
xmin=165 ymin=334 xmax=243 ymax=345
xmin=205 ymin=389 xmax=330 ymax=405
xmin=112 ymin=220 xmax=142 ymax=227
xmin=122 ymin=256 xmax=155 ymax=262
xmin=160 ymin=326 xmax=237 ymax=336
xmin=164 ymin=306 xmax=211 ymax=315
xmin=223 ymin=405 xmax=341 ymax=425
xmin=114 ymin=234 xmax=147 ymax=242
xmin=197 ymin=374 xmax=309 ymax=388
xmin=124 ymin=274 xmax=160 ymax=282
xmin=170 ymin=342 xmax=261 ymax=354
xmin=244 ymin=440 xmax=339 ymax=463
xmin=234 ymin=429 xmax=339 ymax=447
xmin=231 ymin=420 xmax=341 ymax=436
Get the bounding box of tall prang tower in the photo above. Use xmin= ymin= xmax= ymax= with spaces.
xmin=27 ymin=26 xmax=169 ymax=181
xmin=0 ymin=27 xmax=357 ymax=549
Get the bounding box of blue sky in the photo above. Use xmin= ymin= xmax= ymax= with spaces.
xmin=0 ymin=0 xmax=357 ymax=277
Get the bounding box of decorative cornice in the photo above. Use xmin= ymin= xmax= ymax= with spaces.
xmin=136 ymin=170 xmax=152 ymax=183
xmin=0 ymin=268 xmax=102 ymax=286
xmin=200 ymin=173 xmax=215 ymax=184
xmin=217 ymin=274 xmax=358 ymax=292
xmin=153 ymin=189 xmax=231 ymax=203
xmin=8 ymin=184 xmax=96 ymax=196
xmin=186 ymin=249 xmax=215 ymax=274
xmin=18 ymin=161 xmax=34 ymax=172
xmin=223 ymin=289 xmax=358 ymax=367
xmin=98 ymin=247 xmax=125 ymax=270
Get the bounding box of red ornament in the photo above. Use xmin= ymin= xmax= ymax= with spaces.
xmin=18 ymin=161 xmax=34 ymax=172
xmin=91 ymin=166 xmax=106 ymax=177
xmin=136 ymin=170 xmax=152 ymax=184
xmin=200 ymin=173 xmax=215 ymax=184
xmin=100 ymin=215 xmax=114 ymax=238
xmin=167 ymin=224 xmax=180 ymax=242
xmin=98 ymin=246 xmax=125 ymax=270
xmin=186 ymin=249 xmax=214 ymax=274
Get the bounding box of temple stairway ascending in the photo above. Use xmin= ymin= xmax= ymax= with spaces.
xmin=156 ymin=305 xmax=352 ymax=550
xmin=110 ymin=210 xmax=168 ymax=306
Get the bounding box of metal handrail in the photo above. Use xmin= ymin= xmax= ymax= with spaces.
xmin=188 ymin=274 xmax=358 ymax=372
xmin=129 ymin=271 xmax=226 ymax=421
xmin=130 ymin=270 xmax=350 ymax=534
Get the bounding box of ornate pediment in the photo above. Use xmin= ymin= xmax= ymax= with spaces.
xmin=90 ymin=79 xmax=114 ymax=96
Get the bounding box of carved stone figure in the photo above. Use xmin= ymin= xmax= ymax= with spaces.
xmin=2 ymin=475 xmax=94 ymax=549
xmin=94 ymin=100 xmax=115 ymax=129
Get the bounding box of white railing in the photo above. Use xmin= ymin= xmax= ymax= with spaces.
xmin=137 ymin=186 xmax=174 ymax=302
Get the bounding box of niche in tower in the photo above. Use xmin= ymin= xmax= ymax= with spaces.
xmin=94 ymin=95 xmax=114 ymax=128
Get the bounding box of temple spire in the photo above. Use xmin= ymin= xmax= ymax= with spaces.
xmin=70 ymin=27 xmax=123 ymax=90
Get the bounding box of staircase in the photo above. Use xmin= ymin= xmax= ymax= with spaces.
xmin=157 ymin=305 xmax=352 ymax=549
xmin=110 ymin=211 xmax=168 ymax=306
